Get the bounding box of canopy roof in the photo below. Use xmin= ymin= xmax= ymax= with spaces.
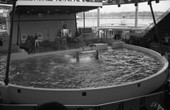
xmin=0 ymin=4 xmax=12 ymax=9
xmin=103 ymin=0 xmax=149 ymax=5
xmin=1 ymin=0 xmax=162 ymax=14
xmin=1 ymin=0 xmax=162 ymax=5
xmin=15 ymin=1 xmax=102 ymax=14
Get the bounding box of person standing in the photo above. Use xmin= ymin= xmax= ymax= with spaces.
xmin=61 ymin=23 xmax=69 ymax=38
xmin=60 ymin=23 xmax=69 ymax=49
xmin=34 ymin=33 xmax=39 ymax=52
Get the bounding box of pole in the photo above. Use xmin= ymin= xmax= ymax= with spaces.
xmin=16 ymin=13 xmax=20 ymax=45
xmin=97 ymin=8 xmax=100 ymax=28
xmin=97 ymin=8 xmax=100 ymax=38
xmin=148 ymin=0 xmax=164 ymax=55
xmin=75 ymin=13 xmax=77 ymax=31
xmin=83 ymin=11 xmax=86 ymax=43
xmin=135 ymin=3 xmax=138 ymax=27
xmin=97 ymin=8 xmax=100 ymax=27
xmin=4 ymin=0 xmax=17 ymax=85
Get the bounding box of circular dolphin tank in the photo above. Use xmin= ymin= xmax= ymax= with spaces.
xmin=0 ymin=42 xmax=168 ymax=106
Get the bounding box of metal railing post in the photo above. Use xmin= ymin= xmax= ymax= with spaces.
xmin=148 ymin=0 xmax=164 ymax=55
xmin=4 ymin=0 xmax=17 ymax=85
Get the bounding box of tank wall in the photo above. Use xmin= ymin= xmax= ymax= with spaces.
xmin=7 ymin=68 xmax=168 ymax=105
xmin=0 ymin=43 xmax=168 ymax=105
xmin=11 ymin=13 xmax=76 ymax=44
xmin=0 ymin=85 xmax=10 ymax=103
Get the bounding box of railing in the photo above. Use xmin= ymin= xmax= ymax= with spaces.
xmin=17 ymin=0 xmax=102 ymax=2
xmin=0 ymin=104 xmax=37 ymax=110
xmin=141 ymin=8 xmax=170 ymax=36
xmin=0 ymin=91 xmax=168 ymax=110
